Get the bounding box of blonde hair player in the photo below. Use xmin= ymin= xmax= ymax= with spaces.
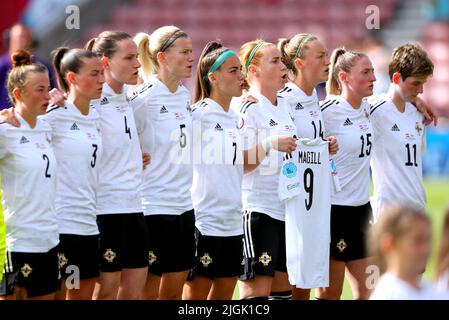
xmin=317 ymin=48 xmax=376 ymax=300
xmin=234 ymin=39 xmax=297 ymax=300
xmin=277 ymin=33 xmax=337 ymax=300
xmin=131 ymin=26 xmax=195 ymax=300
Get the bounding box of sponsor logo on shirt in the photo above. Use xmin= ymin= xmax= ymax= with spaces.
xmin=214 ymin=123 xmax=223 ymax=131
xmin=100 ymin=97 xmax=109 ymax=105
xmin=19 ymin=136 xmax=30 ymax=144
xmin=269 ymin=119 xmax=278 ymax=127
xmin=70 ymin=122 xmax=80 ymax=131
xmin=391 ymin=124 xmax=400 ymax=131
xmin=282 ymin=162 xmax=297 ymax=178
xmin=295 ymin=103 xmax=304 ymax=110
xmin=160 ymin=105 xmax=168 ymax=114
xmin=343 ymin=118 xmax=353 ymax=126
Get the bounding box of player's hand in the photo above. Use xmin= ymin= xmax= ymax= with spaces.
xmin=327 ymin=136 xmax=339 ymax=155
xmin=0 ymin=107 xmax=20 ymax=127
xmin=273 ymin=136 xmax=297 ymax=153
xmin=142 ymin=152 xmax=151 ymax=170
xmin=49 ymin=88 xmax=67 ymax=107
xmin=414 ymin=96 xmax=437 ymax=126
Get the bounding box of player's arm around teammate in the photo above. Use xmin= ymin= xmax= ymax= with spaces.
xmin=317 ymin=48 xmax=376 ymax=300
xmin=49 ymin=47 xmax=104 ymax=300
xmin=235 ymin=40 xmax=297 ymax=300
xmin=0 ymin=50 xmax=59 ymax=300
xmin=369 ymin=44 xmax=434 ymax=221
xmin=276 ymin=33 xmax=336 ymax=300
xmin=131 ymin=26 xmax=195 ymax=300
xmin=85 ymin=31 xmax=149 ymax=300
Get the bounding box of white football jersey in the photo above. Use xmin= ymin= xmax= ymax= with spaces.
xmin=0 ymin=115 xmax=59 ymax=252
xmin=129 ymin=76 xmax=193 ymax=215
xmin=278 ymin=82 xmax=325 ymax=140
xmin=278 ymin=138 xmax=331 ymax=288
xmin=369 ymin=97 xmax=426 ymax=220
xmin=92 ymin=83 xmax=143 ymax=215
xmin=44 ymin=101 xmax=103 ymax=235
xmin=321 ymin=96 xmax=373 ymax=206
xmin=232 ymin=92 xmax=297 ymax=221
xmin=191 ymin=98 xmax=243 ymax=237
xmin=370 ymin=272 xmax=440 ymax=300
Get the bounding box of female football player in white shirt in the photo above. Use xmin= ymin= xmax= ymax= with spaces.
xmin=277 ymin=33 xmax=338 ymax=300
xmin=234 ymin=40 xmax=297 ymax=300
xmin=131 ymin=26 xmax=195 ymax=300
xmin=317 ymin=48 xmax=376 ymax=300
xmin=49 ymin=47 xmax=104 ymax=300
xmin=86 ymin=31 xmax=149 ymax=300
xmin=369 ymin=205 xmax=438 ymax=300
xmin=0 ymin=50 xmax=59 ymax=300
xmin=370 ymin=44 xmax=434 ymax=221
xmin=182 ymin=41 xmax=295 ymax=300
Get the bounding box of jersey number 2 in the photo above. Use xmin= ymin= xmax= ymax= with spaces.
xmin=43 ymin=154 xmax=51 ymax=178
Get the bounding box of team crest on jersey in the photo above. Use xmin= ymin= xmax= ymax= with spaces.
xmin=282 ymin=162 xmax=297 ymax=178
xmin=336 ymin=239 xmax=347 ymax=252
xmin=358 ymin=123 xmax=369 ymax=132
xmin=309 ymin=110 xmax=319 ymax=118
xmin=148 ymin=251 xmax=157 ymax=265
xmin=364 ymin=109 xmax=369 ymax=118
xmin=186 ymin=101 xmax=192 ymax=113
xmin=103 ymin=249 xmax=117 ymax=263
xmin=199 ymin=253 xmax=213 ymax=267
xmin=415 ymin=122 xmax=423 ymax=136
xmin=86 ymin=132 xmax=98 ymax=140
xmin=58 ymin=253 xmax=68 ymax=268
xmin=258 ymin=252 xmax=272 ymax=266
xmin=405 ymin=133 xmax=416 ymax=141
xmin=45 ymin=132 xmax=51 ymax=143
xmin=20 ymin=263 xmax=33 ymax=278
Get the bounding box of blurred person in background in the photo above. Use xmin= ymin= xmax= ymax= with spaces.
xmin=0 ymin=24 xmax=55 ymax=109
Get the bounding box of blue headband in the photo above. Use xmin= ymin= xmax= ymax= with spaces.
xmin=204 ymin=50 xmax=236 ymax=82
xmin=245 ymin=41 xmax=265 ymax=75
xmin=293 ymin=34 xmax=311 ymax=60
